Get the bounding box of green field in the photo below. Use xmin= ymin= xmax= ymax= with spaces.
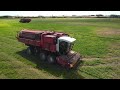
xmin=0 ymin=18 xmax=120 ymax=79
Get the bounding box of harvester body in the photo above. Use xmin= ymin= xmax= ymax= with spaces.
xmin=17 ymin=29 xmax=81 ymax=68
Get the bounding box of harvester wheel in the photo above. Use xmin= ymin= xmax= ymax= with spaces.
xmin=34 ymin=47 xmax=38 ymax=55
xmin=26 ymin=47 xmax=32 ymax=55
xmin=39 ymin=52 xmax=46 ymax=61
xmin=47 ymin=55 xmax=56 ymax=64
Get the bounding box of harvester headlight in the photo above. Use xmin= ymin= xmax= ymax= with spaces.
xmin=70 ymin=64 xmax=73 ymax=68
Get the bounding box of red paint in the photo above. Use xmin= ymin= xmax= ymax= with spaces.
xmin=17 ymin=30 xmax=67 ymax=52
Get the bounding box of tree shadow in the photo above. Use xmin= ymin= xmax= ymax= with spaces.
xmin=16 ymin=49 xmax=84 ymax=79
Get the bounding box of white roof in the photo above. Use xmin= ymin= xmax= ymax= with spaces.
xmin=58 ymin=36 xmax=76 ymax=43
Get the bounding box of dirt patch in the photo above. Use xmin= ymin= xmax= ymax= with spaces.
xmin=109 ymin=42 xmax=120 ymax=49
xmin=97 ymin=28 xmax=120 ymax=36
xmin=107 ymin=42 xmax=120 ymax=57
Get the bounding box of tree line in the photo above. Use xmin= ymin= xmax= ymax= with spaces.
xmin=0 ymin=15 xmax=120 ymax=18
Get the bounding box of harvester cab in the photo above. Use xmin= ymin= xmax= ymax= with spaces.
xmin=56 ymin=36 xmax=80 ymax=68
xmin=57 ymin=36 xmax=76 ymax=55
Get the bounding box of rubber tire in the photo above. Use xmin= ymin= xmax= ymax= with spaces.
xmin=39 ymin=52 xmax=46 ymax=61
xmin=47 ymin=55 xmax=56 ymax=64
xmin=26 ymin=47 xmax=32 ymax=55
xmin=34 ymin=47 xmax=38 ymax=55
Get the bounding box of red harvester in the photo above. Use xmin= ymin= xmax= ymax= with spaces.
xmin=17 ymin=29 xmax=81 ymax=68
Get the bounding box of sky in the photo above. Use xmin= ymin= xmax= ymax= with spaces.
xmin=0 ymin=11 xmax=120 ymax=16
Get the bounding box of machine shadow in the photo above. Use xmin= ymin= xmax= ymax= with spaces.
xmin=16 ymin=50 xmax=84 ymax=79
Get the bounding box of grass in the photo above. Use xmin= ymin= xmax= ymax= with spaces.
xmin=0 ymin=18 xmax=120 ymax=79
